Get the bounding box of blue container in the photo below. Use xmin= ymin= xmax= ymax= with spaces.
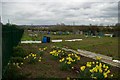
xmin=42 ymin=36 xmax=47 ymax=43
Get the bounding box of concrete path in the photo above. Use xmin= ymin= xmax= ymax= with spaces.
xmin=62 ymin=48 xmax=120 ymax=68
xmin=21 ymin=41 xmax=41 ymax=43
xmin=21 ymin=39 xmax=82 ymax=44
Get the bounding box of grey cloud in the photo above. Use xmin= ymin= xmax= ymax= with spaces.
xmin=1 ymin=1 xmax=118 ymax=25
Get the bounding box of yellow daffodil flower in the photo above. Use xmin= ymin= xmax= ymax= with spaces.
xmin=96 ymin=56 xmax=102 ymax=60
xmin=77 ymin=57 xmax=80 ymax=60
xmin=67 ymin=61 xmax=71 ymax=64
xmin=59 ymin=60 xmax=62 ymax=62
xmin=58 ymin=50 xmax=61 ymax=52
xmin=96 ymin=62 xmax=98 ymax=64
xmin=26 ymin=56 xmax=28 ymax=58
xmin=110 ymin=74 xmax=113 ymax=77
xmin=67 ymin=77 xmax=70 ymax=80
xmin=68 ymin=54 xmax=71 ymax=57
xmin=16 ymin=63 xmax=19 ymax=66
xmin=39 ymin=60 xmax=41 ymax=62
xmin=106 ymin=70 xmax=110 ymax=74
xmin=29 ymin=54 xmax=31 ymax=56
xmin=99 ymin=69 xmax=103 ymax=73
xmin=61 ymin=58 xmax=65 ymax=61
xmin=39 ymin=57 xmax=41 ymax=59
xmin=103 ymin=73 xmax=107 ymax=78
xmin=92 ymin=76 xmax=97 ymax=79
xmin=34 ymin=57 xmax=36 ymax=59
xmin=103 ymin=64 xmax=106 ymax=68
xmin=80 ymin=66 xmax=86 ymax=71
xmin=86 ymin=63 xmax=91 ymax=67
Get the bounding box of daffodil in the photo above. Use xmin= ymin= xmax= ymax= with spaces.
xmin=96 ymin=62 xmax=98 ymax=64
xmin=43 ymin=48 xmax=46 ymax=50
xmin=105 ymin=66 xmax=109 ymax=69
xmin=92 ymin=62 xmax=95 ymax=64
xmin=86 ymin=63 xmax=91 ymax=67
xmin=103 ymin=73 xmax=107 ymax=78
xmin=106 ymin=70 xmax=110 ymax=74
xmin=13 ymin=63 xmax=15 ymax=65
xmin=73 ymin=60 xmax=75 ymax=62
xmin=67 ymin=77 xmax=70 ymax=80
xmin=59 ymin=60 xmax=62 ymax=62
xmin=67 ymin=61 xmax=71 ymax=64
xmin=34 ymin=57 xmax=36 ymax=59
xmin=39 ymin=60 xmax=41 ymax=62
xmin=58 ymin=50 xmax=61 ymax=52
xmin=32 ymin=54 xmax=35 ymax=57
xmin=8 ymin=63 xmax=10 ymax=65
xmin=103 ymin=64 xmax=106 ymax=68
xmin=77 ymin=57 xmax=80 ymax=60
xmin=80 ymin=66 xmax=86 ymax=71
xmin=99 ymin=63 xmax=102 ymax=67
xmin=99 ymin=69 xmax=103 ymax=73
xmin=68 ymin=54 xmax=71 ymax=57
xmin=61 ymin=58 xmax=65 ymax=61
xmin=90 ymin=69 xmax=94 ymax=73
xmin=29 ymin=54 xmax=31 ymax=56
xmin=96 ymin=56 xmax=102 ymax=60
xmin=26 ymin=56 xmax=28 ymax=58
xmin=16 ymin=63 xmax=19 ymax=66
xmin=17 ymin=65 xmax=21 ymax=68
xmin=110 ymin=74 xmax=113 ymax=77
xmin=92 ymin=76 xmax=97 ymax=79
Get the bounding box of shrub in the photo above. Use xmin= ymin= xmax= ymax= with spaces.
xmin=2 ymin=64 xmax=28 ymax=80
xmin=13 ymin=46 xmax=27 ymax=58
xmin=10 ymin=57 xmax=23 ymax=63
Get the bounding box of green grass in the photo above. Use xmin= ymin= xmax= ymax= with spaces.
xmin=21 ymin=32 xmax=119 ymax=60
xmin=51 ymin=37 xmax=118 ymax=60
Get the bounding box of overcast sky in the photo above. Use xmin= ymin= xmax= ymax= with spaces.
xmin=0 ymin=0 xmax=119 ymax=25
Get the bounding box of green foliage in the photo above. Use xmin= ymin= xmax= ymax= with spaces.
xmin=2 ymin=24 xmax=24 ymax=74
xmin=13 ymin=46 xmax=27 ymax=58
xmin=10 ymin=57 xmax=23 ymax=63
xmin=59 ymin=63 xmax=71 ymax=71
xmin=37 ymin=51 xmax=44 ymax=56
xmin=2 ymin=65 xmax=29 ymax=80
xmin=24 ymin=53 xmax=42 ymax=64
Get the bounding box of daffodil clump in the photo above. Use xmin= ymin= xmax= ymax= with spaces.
xmin=79 ymin=58 xmax=113 ymax=79
xmin=59 ymin=53 xmax=80 ymax=64
xmin=50 ymin=48 xmax=67 ymax=60
xmin=39 ymin=47 xmax=47 ymax=51
xmin=7 ymin=61 xmax=23 ymax=69
xmin=59 ymin=53 xmax=80 ymax=71
xmin=24 ymin=53 xmax=42 ymax=64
